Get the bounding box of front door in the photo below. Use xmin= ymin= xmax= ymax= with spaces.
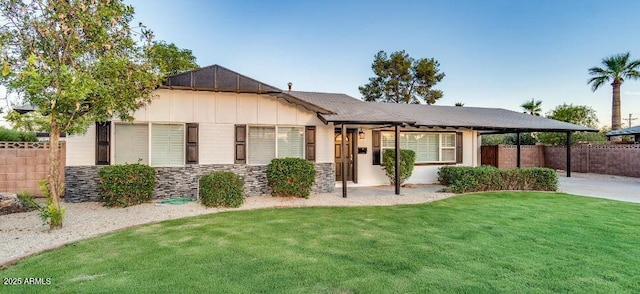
xmin=335 ymin=131 xmax=354 ymax=181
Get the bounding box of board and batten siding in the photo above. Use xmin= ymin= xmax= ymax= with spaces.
xmin=65 ymin=89 xmax=334 ymax=166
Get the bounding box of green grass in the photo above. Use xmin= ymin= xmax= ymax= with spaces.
xmin=2 ymin=192 xmax=640 ymax=293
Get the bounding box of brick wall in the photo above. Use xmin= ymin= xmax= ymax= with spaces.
xmin=0 ymin=142 xmax=66 ymax=196
xmin=493 ymin=144 xmax=640 ymax=178
xmin=496 ymin=145 xmax=545 ymax=169
xmin=545 ymin=144 xmax=640 ymax=177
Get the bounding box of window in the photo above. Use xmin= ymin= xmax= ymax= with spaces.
xmin=248 ymin=126 xmax=275 ymax=164
xmin=151 ymin=124 xmax=184 ymax=166
xmin=248 ymin=126 xmax=304 ymax=164
xmin=115 ymin=124 xmax=149 ymax=164
xmin=114 ymin=123 xmax=185 ymax=166
xmin=277 ymin=127 xmax=304 ymax=158
xmin=381 ymin=132 xmax=456 ymax=163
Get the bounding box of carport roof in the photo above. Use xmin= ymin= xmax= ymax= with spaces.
xmin=606 ymin=125 xmax=640 ymax=136
xmin=289 ymin=91 xmax=596 ymax=133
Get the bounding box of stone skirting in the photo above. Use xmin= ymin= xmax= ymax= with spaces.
xmin=64 ymin=165 xmax=103 ymax=202
xmin=64 ymin=163 xmax=335 ymax=203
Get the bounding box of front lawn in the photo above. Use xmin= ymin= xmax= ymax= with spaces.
xmin=2 ymin=192 xmax=639 ymax=293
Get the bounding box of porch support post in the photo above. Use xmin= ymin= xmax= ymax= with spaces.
xmin=394 ymin=124 xmax=400 ymax=195
xmin=516 ymin=132 xmax=521 ymax=168
xmin=341 ymin=123 xmax=347 ymax=197
xmin=566 ymin=132 xmax=572 ymax=177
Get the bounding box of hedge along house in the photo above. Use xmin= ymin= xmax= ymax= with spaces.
xmin=62 ymin=65 xmax=595 ymax=202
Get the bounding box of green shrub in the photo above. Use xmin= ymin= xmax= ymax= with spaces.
xmin=519 ymin=168 xmax=558 ymax=191
xmin=381 ymin=149 xmax=416 ymax=186
xmin=0 ymin=126 xmax=37 ymax=142
xmin=438 ymin=166 xmax=557 ymax=193
xmin=16 ymin=190 xmax=38 ymax=210
xmin=42 ymin=200 xmax=65 ymax=229
xmin=98 ymin=163 xmax=156 ymax=207
xmin=199 ymin=171 xmax=245 ymax=208
xmin=18 ymin=131 xmax=38 ymax=142
xmin=19 ymin=181 xmax=67 ymax=229
xmin=266 ymin=158 xmax=316 ymax=198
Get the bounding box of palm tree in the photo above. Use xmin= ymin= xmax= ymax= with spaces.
xmin=521 ymin=99 xmax=542 ymax=116
xmin=454 ymin=102 xmax=464 ymax=107
xmin=588 ymin=52 xmax=640 ymax=132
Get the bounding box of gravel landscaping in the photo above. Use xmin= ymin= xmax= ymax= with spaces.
xmin=0 ymin=186 xmax=453 ymax=266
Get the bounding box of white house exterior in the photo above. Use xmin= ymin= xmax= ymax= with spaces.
xmin=62 ymin=65 xmax=593 ymax=202
xmin=67 ymin=89 xmax=335 ymax=168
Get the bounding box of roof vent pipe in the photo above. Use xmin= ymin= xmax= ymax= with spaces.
xmin=287 ymin=82 xmax=292 ymax=93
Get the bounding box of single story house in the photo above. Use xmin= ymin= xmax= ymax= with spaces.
xmin=63 ymin=65 xmax=594 ymax=202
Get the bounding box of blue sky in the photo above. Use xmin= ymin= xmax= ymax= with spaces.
xmin=127 ymin=0 xmax=640 ymax=128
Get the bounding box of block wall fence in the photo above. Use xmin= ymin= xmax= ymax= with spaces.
xmin=0 ymin=142 xmax=66 ymax=196
xmin=491 ymin=144 xmax=640 ymax=178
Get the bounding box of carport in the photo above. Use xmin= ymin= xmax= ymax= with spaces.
xmin=286 ymin=93 xmax=598 ymax=198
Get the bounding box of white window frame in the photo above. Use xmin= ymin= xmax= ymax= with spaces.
xmin=381 ymin=132 xmax=456 ymax=164
xmin=247 ymin=125 xmax=305 ymax=165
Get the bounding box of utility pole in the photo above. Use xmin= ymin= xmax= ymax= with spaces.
xmin=623 ymin=113 xmax=637 ymax=128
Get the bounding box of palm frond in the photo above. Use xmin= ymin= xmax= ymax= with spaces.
xmin=587 ymin=76 xmax=607 ymax=92
xmin=587 ymin=66 xmax=609 ymax=76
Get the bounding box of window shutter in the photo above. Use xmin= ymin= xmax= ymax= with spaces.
xmin=372 ymin=130 xmax=381 ymax=165
xmin=186 ymin=123 xmax=198 ymax=164
xmin=305 ymin=126 xmax=316 ymax=161
xmin=95 ymin=121 xmax=111 ymax=165
xmin=235 ymin=125 xmax=246 ymax=164
xmin=456 ymin=132 xmax=463 ymax=164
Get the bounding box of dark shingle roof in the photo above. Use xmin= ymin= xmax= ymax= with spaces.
xmin=606 ymin=125 xmax=640 ymax=136
xmin=289 ymin=91 xmax=401 ymax=124
xmin=289 ymin=91 xmax=595 ymax=132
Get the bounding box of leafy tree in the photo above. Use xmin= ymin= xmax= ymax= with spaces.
xmin=359 ymin=50 xmax=445 ymax=104
xmin=481 ymin=133 xmax=538 ymax=146
xmin=0 ymin=0 xmax=161 ymax=228
xmin=588 ymin=52 xmax=640 ymax=133
xmin=521 ymin=98 xmax=542 ymax=116
xmin=147 ymin=41 xmax=198 ymax=76
xmin=538 ymin=104 xmax=603 ymax=145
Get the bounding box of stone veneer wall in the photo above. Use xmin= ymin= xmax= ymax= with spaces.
xmin=65 ymin=163 xmax=335 ymax=203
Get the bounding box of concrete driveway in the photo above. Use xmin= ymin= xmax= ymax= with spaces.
xmin=558 ymin=172 xmax=640 ymax=203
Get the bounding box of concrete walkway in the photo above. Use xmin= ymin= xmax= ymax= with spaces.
xmin=558 ymin=172 xmax=640 ymax=203
xmin=334 ymin=184 xmax=446 ymax=198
